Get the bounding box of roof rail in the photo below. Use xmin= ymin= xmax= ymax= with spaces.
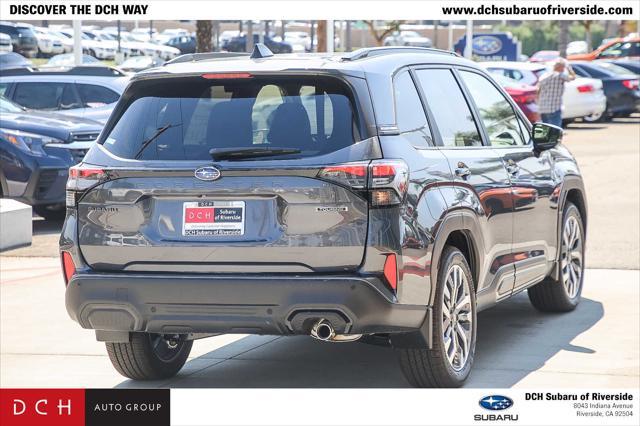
xmin=165 ymin=52 xmax=251 ymax=65
xmin=0 ymin=65 xmax=126 ymax=77
xmin=341 ymin=46 xmax=459 ymax=61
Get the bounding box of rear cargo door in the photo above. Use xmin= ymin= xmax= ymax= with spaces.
xmin=76 ymin=74 xmax=378 ymax=273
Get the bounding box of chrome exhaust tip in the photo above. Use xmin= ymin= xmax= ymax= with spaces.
xmin=310 ymin=319 xmax=335 ymax=341
xmin=310 ymin=319 xmax=362 ymax=343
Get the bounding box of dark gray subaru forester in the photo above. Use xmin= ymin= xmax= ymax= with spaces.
xmin=60 ymin=46 xmax=587 ymax=387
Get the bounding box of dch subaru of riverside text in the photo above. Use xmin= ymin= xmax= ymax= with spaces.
xmin=60 ymin=45 xmax=587 ymax=387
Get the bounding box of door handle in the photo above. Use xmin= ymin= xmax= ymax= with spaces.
xmin=455 ymin=162 xmax=471 ymax=179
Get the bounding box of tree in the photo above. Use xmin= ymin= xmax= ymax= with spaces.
xmin=581 ymin=20 xmax=593 ymax=51
xmin=558 ymin=21 xmax=569 ymax=58
xmin=196 ymin=20 xmax=212 ymax=53
xmin=363 ymin=20 xmax=403 ymax=46
xmin=317 ymin=20 xmax=327 ymax=52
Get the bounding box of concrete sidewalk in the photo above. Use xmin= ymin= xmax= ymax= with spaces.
xmin=1 ymin=257 xmax=637 ymax=388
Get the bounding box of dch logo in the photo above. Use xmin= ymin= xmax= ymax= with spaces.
xmin=1 ymin=389 xmax=85 ymax=426
xmin=13 ymin=398 xmax=73 ymax=416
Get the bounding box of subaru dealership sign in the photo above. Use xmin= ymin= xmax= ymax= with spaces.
xmin=455 ymin=32 xmax=521 ymax=61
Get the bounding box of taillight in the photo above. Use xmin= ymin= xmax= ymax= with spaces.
xmin=577 ymin=84 xmax=595 ymax=93
xmin=369 ymin=160 xmax=409 ymax=207
xmin=201 ymin=72 xmax=253 ymax=79
xmin=317 ymin=162 xmax=368 ymax=189
xmin=66 ymin=165 xmax=107 ymax=207
xmin=317 ymin=160 xmax=409 ymax=207
xmin=61 ymin=251 xmax=76 ymax=285
xmin=622 ymin=79 xmax=639 ymax=90
xmin=383 ymin=253 xmax=398 ymax=292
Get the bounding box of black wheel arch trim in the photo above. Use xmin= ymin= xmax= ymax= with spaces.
xmin=428 ymin=210 xmax=484 ymax=307
xmin=550 ymin=176 xmax=588 ymax=281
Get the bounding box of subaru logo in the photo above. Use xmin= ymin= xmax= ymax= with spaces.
xmin=194 ymin=166 xmax=221 ymax=181
xmin=473 ymin=35 xmax=503 ymax=55
xmin=479 ymin=395 xmax=513 ymax=411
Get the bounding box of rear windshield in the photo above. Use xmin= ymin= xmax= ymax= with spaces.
xmin=101 ymin=75 xmax=360 ymax=161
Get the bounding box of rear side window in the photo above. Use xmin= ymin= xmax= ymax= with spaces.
xmin=102 ymin=76 xmax=359 ymax=161
xmin=76 ymin=84 xmax=120 ymax=108
xmin=393 ymin=70 xmax=432 ymax=148
xmin=415 ymin=69 xmax=482 ymax=147
xmin=13 ymin=82 xmax=79 ymax=110
xmin=0 ymin=25 xmax=17 ymax=36
xmin=459 ymin=71 xmax=526 ymax=147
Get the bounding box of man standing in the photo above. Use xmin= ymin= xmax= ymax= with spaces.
xmin=537 ymin=59 xmax=576 ymax=128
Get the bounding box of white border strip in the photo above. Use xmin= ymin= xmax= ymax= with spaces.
xmin=1 ymin=0 xmax=638 ymax=20
xmin=171 ymin=389 xmax=639 ymax=426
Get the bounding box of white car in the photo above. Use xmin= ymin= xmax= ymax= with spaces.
xmin=58 ymin=29 xmax=115 ymax=60
xmin=45 ymin=29 xmax=74 ymax=53
xmin=274 ymin=31 xmax=310 ymax=53
xmin=480 ymin=61 xmax=607 ymax=122
xmin=384 ymin=30 xmax=432 ymax=47
xmin=29 ymin=26 xmax=64 ymax=57
xmin=0 ymin=33 xmax=12 ymax=53
xmin=85 ymin=31 xmax=132 ymax=57
xmin=562 ymin=77 xmax=608 ymax=121
xmin=119 ymin=33 xmax=179 ymax=60
xmin=130 ymin=28 xmax=157 ymax=42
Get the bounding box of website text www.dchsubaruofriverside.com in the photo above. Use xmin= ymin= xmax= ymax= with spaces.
xmin=442 ymin=3 xmax=634 ymax=16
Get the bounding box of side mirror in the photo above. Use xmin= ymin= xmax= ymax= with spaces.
xmin=532 ymin=122 xmax=562 ymax=151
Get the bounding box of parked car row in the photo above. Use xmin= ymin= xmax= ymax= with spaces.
xmin=483 ymin=58 xmax=639 ymax=123
xmin=0 ymin=96 xmax=102 ymax=219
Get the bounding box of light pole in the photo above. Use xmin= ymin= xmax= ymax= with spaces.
xmin=73 ymin=20 xmax=82 ymax=66
xmin=464 ymin=20 xmax=473 ymax=58
xmin=327 ymin=20 xmax=334 ymax=53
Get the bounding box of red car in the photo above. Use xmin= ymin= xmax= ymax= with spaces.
xmin=490 ymin=73 xmax=541 ymax=123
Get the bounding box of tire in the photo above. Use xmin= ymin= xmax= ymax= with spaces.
xmin=528 ymin=202 xmax=585 ymax=312
xmin=394 ymin=246 xmax=477 ymax=387
xmin=34 ymin=205 xmax=66 ymax=221
xmin=582 ymin=110 xmax=605 ymax=123
xmin=106 ymin=333 xmax=193 ymax=380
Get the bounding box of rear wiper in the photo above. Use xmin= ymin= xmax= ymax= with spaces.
xmin=209 ymin=147 xmax=301 ymax=161
xmin=134 ymin=124 xmax=177 ymax=160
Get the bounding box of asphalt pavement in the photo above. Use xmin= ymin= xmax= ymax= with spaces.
xmin=0 ymin=257 xmax=637 ymax=388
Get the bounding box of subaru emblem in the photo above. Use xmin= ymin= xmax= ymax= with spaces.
xmin=194 ymin=166 xmax=221 ymax=181
xmin=479 ymin=395 xmax=513 ymax=411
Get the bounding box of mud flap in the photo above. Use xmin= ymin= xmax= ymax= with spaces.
xmin=389 ymin=306 xmax=432 ymax=349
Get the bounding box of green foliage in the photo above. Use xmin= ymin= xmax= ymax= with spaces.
xmin=496 ymin=21 xmax=605 ymax=56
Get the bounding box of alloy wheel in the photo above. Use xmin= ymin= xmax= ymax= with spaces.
xmin=442 ymin=264 xmax=473 ymax=371
xmin=561 ymin=215 xmax=583 ymax=299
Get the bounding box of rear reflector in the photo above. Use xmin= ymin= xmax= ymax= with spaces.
xmin=201 ymin=72 xmax=253 ymax=79
xmin=383 ymin=253 xmax=398 ymax=292
xmin=576 ymin=84 xmax=594 ymax=93
xmin=61 ymin=251 xmax=76 ymax=285
xmin=622 ymin=79 xmax=639 ymax=90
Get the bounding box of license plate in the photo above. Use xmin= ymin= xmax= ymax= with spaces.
xmin=182 ymin=201 xmax=245 ymax=236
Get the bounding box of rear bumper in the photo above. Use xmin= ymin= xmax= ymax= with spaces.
xmin=65 ymin=272 xmax=428 ymax=336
